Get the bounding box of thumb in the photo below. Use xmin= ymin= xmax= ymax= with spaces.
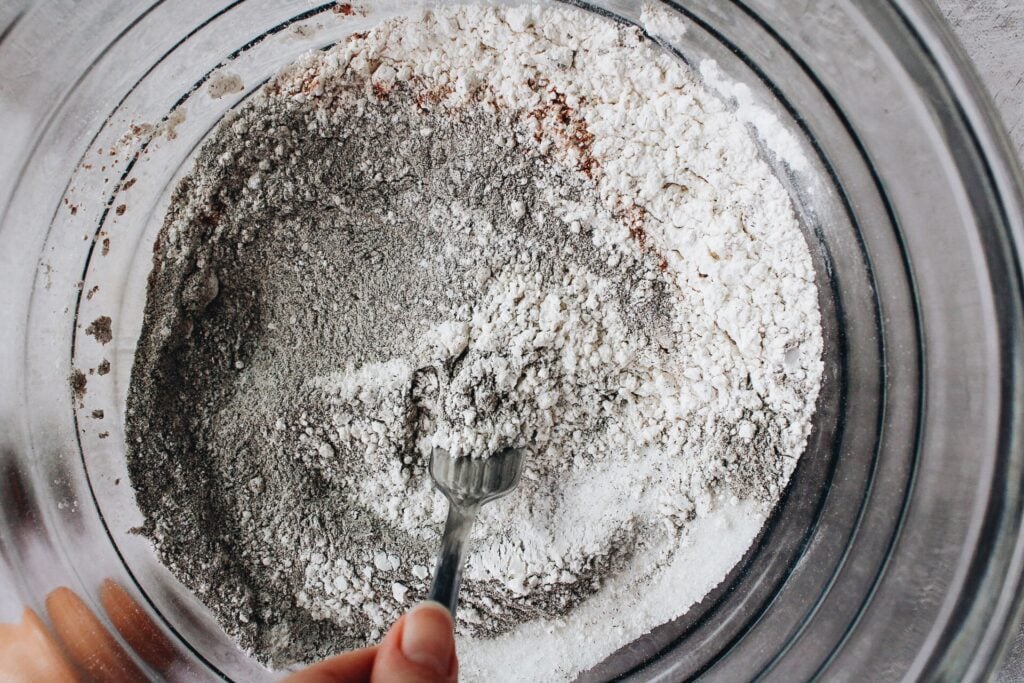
xmin=371 ymin=602 xmax=457 ymax=683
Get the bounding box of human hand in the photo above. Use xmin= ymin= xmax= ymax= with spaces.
xmin=0 ymin=586 xmax=455 ymax=683
xmin=285 ymin=601 xmax=458 ymax=683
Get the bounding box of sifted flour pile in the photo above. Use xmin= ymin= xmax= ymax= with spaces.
xmin=125 ymin=4 xmax=823 ymax=681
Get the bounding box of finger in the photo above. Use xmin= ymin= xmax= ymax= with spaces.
xmin=371 ymin=602 xmax=456 ymax=683
xmin=46 ymin=586 xmax=146 ymax=683
xmin=283 ymin=646 xmax=378 ymax=683
xmin=0 ymin=607 xmax=78 ymax=682
xmin=99 ymin=580 xmax=176 ymax=673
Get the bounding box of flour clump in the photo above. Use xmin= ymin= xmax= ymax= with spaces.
xmin=125 ymin=4 xmax=823 ymax=681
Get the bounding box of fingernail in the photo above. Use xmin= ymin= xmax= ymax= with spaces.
xmin=401 ymin=601 xmax=454 ymax=677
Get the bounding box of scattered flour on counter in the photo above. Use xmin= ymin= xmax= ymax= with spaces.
xmin=125 ymin=3 xmax=823 ymax=681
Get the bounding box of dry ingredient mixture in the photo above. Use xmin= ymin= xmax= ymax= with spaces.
xmin=125 ymin=4 xmax=823 ymax=681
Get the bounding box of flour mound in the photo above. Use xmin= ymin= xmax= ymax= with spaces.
xmin=126 ymin=4 xmax=822 ymax=681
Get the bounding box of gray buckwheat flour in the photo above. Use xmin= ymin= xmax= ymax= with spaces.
xmin=126 ymin=4 xmax=823 ymax=681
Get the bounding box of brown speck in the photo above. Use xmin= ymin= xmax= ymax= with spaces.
xmin=334 ymin=2 xmax=354 ymax=14
xmin=70 ymin=370 xmax=87 ymax=400
xmin=102 ymin=238 xmax=111 ymax=256
xmin=618 ymin=204 xmax=649 ymax=249
xmin=130 ymin=122 xmax=155 ymax=139
xmin=114 ymin=477 xmax=120 ymax=485
xmin=70 ymin=205 xmax=78 ymax=215
xmin=122 ymin=178 xmax=137 ymax=190
xmin=91 ymin=409 xmax=104 ymax=420
xmin=738 ymin=215 xmax=755 ymax=240
xmin=207 ymin=73 xmax=245 ymax=100
xmin=99 ymin=432 xmax=110 ymax=440
xmin=163 ymin=108 xmax=187 ymax=140
xmin=116 ymin=204 xmax=126 ymax=216
xmin=87 ymin=286 xmax=99 ymax=300
xmin=97 ymin=359 xmax=111 ymax=376
xmin=85 ymin=316 xmax=113 ymax=345
xmin=411 ymin=80 xmax=454 ymax=111
xmin=525 ymin=86 xmax=597 ymax=178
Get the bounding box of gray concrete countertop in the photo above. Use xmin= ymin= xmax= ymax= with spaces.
xmin=933 ymin=2 xmax=1024 ymax=678
xmin=937 ymin=0 xmax=1024 ymax=159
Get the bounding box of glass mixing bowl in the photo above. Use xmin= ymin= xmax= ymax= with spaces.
xmin=1 ymin=1 xmax=1023 ymax=680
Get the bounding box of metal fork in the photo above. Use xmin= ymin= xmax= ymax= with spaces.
xmin=427 ymin=446 xmax=524 ymax=617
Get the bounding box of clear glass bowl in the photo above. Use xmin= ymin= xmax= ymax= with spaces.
xmin=1 ymin=1 xmax=1023 ymax=680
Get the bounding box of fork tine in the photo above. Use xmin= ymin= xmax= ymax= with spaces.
xmin=482 ymin=455 xmax=501 ymax=492
xmin=430 ymin=446 xmax=524 ymax=503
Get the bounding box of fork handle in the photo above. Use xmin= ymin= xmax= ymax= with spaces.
xmin=428 ymin=502 xmax=479 ymax=618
